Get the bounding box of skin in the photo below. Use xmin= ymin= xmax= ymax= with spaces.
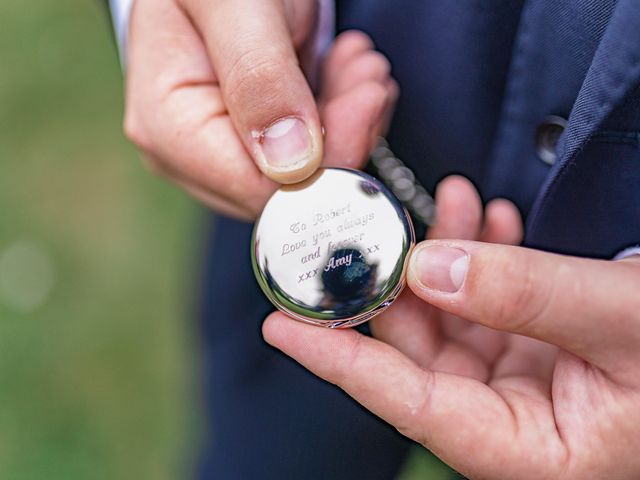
xmin=124 ymin=0 xmax=397 ymax=220
xmin=264 ymin=176 xmax=640 ymax=479
xmin=125 ymin=1 xmax=640 ymax=477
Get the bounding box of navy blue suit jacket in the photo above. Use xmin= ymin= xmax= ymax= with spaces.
xmin=337 ymin=0 xmax=640 ymax=258
xmin=197 ymin=1 xmax=640 ymax=477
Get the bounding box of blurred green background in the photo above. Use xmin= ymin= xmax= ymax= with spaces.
xmin=0 ymin=0 xmax=452 ymax=478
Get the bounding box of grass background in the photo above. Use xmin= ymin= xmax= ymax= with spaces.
xmin=0 ymin=0 xmax=453 ymax=478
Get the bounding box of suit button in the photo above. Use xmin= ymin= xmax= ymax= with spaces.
xmin=535 ymin=115 xmax=567 ymax=165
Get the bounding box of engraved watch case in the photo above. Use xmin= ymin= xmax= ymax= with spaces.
xmin=251 ymin=168 xmax=415 ymax=328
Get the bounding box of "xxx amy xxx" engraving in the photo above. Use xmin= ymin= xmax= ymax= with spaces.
xmin=298 ymin=268 xmax=319 ymax=283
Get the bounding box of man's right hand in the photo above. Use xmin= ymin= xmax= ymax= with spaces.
xmin=124 ymin=0 xmax=397 ymax=220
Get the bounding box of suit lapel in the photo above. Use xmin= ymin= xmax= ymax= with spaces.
xmin=527 ymin=0 xmax=640 ymax=235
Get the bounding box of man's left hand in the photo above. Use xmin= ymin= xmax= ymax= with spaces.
xmin=263 ymin=175 xmax=640 ymax=479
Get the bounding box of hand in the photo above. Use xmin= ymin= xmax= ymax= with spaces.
xmin=263 ymin=175 xmax=640 ymax=479
xmin=124 ymin=0 xmax=397 ymax=220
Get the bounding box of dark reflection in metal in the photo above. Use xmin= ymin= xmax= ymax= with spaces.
xmin=359 ymin=180 xmax=381 ymax=197
xmin=251 ymin=167 xmax=415 ymax=328
xmin=320 ymin=247 xmax=378 ymax=317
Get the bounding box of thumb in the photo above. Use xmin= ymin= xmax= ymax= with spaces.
xmin=181 ymin=0 xmax=322 ymax=184
xmin=406 ymin=240 xmax=640 ymax=367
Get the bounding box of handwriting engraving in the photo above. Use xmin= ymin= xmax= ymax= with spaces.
xmin=282 ymin=240 xmax=306 ymax=256
xmin=289 ymin=222 xmax=306 ymax=234
xmin=326 ymin=233 xmax=365 ymax=254
xmin=324 ymin=252 xmax=353 ymax=272
xmin=313 ymin=203 xmax=351 ymax=226
xmin=312 ymin=229 xmax=331 ymax=247
xmin=336 ymin=212 xmax=375 ymax=232
xmin=366 ymin=244 xmax=380 ymax=254
xmin=300 ymin=246 xmax=321 ymax=264
xmin=297 ymin=268 xmax=319 ymax=283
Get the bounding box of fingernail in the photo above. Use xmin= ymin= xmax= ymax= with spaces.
xmin=412 ymin=245 xmax=468 ymax=293
xmin=256 ymin=117 xmax=313 ymax=170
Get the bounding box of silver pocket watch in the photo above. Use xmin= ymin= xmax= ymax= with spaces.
xmin=251 ymin=139 xmax=435 ymax=328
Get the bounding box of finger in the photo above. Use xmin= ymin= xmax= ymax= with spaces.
xmin=182 ymin=182 xmax=255 ymax=220
xmin=132 ymin=95 xmax=276 ymax=215
xmin=372 ymin=173 xmax=507 ymax=369
xmin=425 ymin=175 xmax=483 ymax=338
xmin=371 ymin=174 xmax=484 ymax=354
xmin=492 ymin=335 xmax=558 ymax=383
xmin=171 ymin=172 xmax=256 ymax=220
xmin=369 ymin=291 xmax=442 ymax=367
xmin=451 ymin=196 xmax=523 ymax=364
xmin=407 ymin=240 xmax=640 ymax=370
xmin=321 ymin=81 xmax=390 ymax=169
xmin=282 ymin=0 xmax=319 ymax=49
xmin=263 ymin=313 xmax=564 ymax=479
xmin=322 ymin=49 xmax=391 ymax=101
xmin=141 ymin=152 xmax=255 ymax=220
xmin=453 ymin=197 xmax=520 ymax=358
xmin=374 ymin=77 xmax=399 ymax=138
xmin=318 ymin=32 xmax=395 ymax=169
xmin=125 ymin=0 xmax=275 ymax=217
xmin=370 ymin=291 xmax=492 ymax=380
xmin=181 ymin=0 xmax=323 ymax=183
xmin=480 ymin=198 xmax=523 ymax=245
xmin=321 ymin=30 xmax=375 ymax=90
xmin=427 ymin=175 xmax=483 ymax=241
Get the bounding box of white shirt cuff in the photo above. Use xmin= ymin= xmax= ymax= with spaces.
xmin=109 ymin=0 xmax=134 ymax=66
xmin=613 ymin=245 xmax=640 ymax=260
xmin=107 ymin=0 xmax=334 ymax=75
xmin=299 ymin=0 xmax=335 ymax=91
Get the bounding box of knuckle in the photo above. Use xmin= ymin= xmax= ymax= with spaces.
xmin=219 ymin=165 xmax=271 ymax=205
xmin=488 ymin=254 xmax=551 ymax=332
xmin=229 ymin=185 xmax=265 ymax=216
xmin=336 ymin=333 xmax=365 ymax=385
xmin=395 ymin=369 xmax=435 ymax=446
xmin=224 ymin=47 xmax=293 ymax=113
xmin=364 ymin=50 xmax=391 ymax=75
xmin=243 ymin=192 xmax=269 ymax=218
xmin=123 ymin=110 xmax=150 ymax=151
xmin=336 ymin=30 xmax=374 ymax=51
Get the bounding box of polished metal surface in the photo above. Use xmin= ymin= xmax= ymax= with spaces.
xmin=252 ymin=168 xmax=415 ymax=328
